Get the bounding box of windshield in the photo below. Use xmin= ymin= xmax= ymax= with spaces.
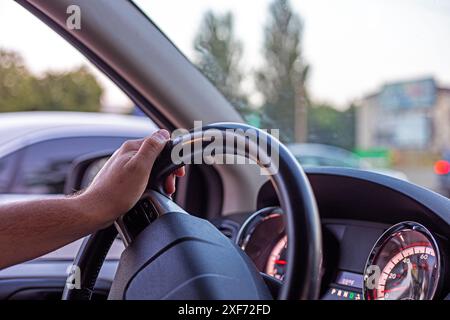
xmin=134 ymin=0 xmax=449 ymax=195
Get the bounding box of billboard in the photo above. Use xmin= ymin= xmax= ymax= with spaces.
xmin=378 ymin=78 xmax=436 ymax=110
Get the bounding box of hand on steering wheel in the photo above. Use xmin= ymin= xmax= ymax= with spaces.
xmin=64 ymin=123 xmax=322 ymax=300
xmin=78 ymin=129 xmax=185 ymax=229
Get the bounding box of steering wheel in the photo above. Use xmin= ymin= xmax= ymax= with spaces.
xmin=62 ymin=123 xmax=322 ymax=300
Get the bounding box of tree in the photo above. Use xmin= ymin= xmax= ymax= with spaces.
xmin=256 ymin=0 xmax=309 ymax=142
xmin=307 ymin=103 xmax=356 ymax=150
xmin=0 ymin=49 xmax=103 ymax=113
xmin=31 ymin=67 xmax=103 ymax=112
xmin=193 ymin=11 xmax=249 ymax=116
xmin=0 ymin=50 xmax=36 ymax=111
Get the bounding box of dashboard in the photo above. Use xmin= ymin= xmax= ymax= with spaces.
xmin=0 ymin=167 xmax=448 ymax=300
xmin=217 ymin=167 xmax=450 ymax=300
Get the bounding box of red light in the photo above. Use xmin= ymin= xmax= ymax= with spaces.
xmin=434 ymin=160 xmax=450 ymax=175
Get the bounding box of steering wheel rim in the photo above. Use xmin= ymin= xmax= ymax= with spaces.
xmin=63 ymin=122 xmax=322 ymax=300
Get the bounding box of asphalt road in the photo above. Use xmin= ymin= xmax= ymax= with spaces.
xmin=395 ymin=165 xmax=447 ymax=197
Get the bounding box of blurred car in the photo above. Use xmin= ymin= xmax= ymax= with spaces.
xmin=434 ymin=150 xmax=450 ymax=196
xmin=288 ymin=143 xmax=408 ymax=180
xmin=0 ymin=112 xmax=157 ymax=204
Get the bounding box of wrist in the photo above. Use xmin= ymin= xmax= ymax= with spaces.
xmin=69 ymin=191 xmax=115 ymax=231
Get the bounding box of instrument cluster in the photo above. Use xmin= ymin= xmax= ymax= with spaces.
xmin=237 ymin=208 xmax=444 ymax=300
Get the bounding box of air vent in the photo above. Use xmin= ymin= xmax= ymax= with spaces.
xmin=214 ymin=220 xmax=240 ymax=242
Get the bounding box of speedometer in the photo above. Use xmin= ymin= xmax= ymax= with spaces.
xmin=363 ymin=221 xmax=441 ymax=300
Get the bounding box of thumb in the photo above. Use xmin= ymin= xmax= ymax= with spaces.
xmin=133 ymin=129 xmax=170 ymax=165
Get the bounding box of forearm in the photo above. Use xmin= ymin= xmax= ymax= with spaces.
xmin=0 ymin=194 xmax=108 ymax=270
xmin=0 ymin=130 xmax=172 ymax=270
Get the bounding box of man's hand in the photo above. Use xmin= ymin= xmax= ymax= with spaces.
xmin=0 ymin=129 xmax=185 ymax=269
xmin=79 ymin=129 xmax=185 ymax=228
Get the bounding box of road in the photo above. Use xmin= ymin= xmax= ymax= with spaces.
xmin=395 ymin=165 xmax=447 ymax=197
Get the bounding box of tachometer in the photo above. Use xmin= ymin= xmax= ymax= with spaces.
xmin=363 ymin=221 xmax=441 ymax=300
xmin=236 ymin=207 xmax=286 ymax=277
xmin=266 ymin=235 xmax=288 ymax=280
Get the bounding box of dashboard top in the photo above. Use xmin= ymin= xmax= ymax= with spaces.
xmin=258 ymin=167 xmax=450 ymax=235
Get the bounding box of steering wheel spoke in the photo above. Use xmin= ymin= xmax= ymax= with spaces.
xmin=115 ymin=191 xmax=188 ymax=246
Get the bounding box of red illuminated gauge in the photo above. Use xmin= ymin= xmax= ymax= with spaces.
xmin=363 ymin=222 xmax=441 ymax=300
xmin=266 ymin=235 xmax=288 ymax=280
xmin=236 ymin=207 xmax=285 ymax=275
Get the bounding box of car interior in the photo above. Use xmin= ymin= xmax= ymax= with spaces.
xmin=0 ymin=0 xmax=448 ymax=300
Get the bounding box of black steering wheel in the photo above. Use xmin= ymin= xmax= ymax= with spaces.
xmin=63 ymin=123 xmax=322 ymax=300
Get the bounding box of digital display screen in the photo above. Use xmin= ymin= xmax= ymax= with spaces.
xmin=322 ymin=271 xmax=363 ymax=300
xmin=334 ymin=271 xmax=363 ymax=289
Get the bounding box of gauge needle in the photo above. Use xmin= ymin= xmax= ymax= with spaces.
xmin=382 ymin=286 xmax=408 ymax=293
xmin=275 ymin=260 xmax=287 ymax=265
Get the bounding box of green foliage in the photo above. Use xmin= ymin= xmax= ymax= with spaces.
xmin=0 ymin=49 xmax=103 ymax=113
xmin=193 ymin=11 xmax=250 ymax=116
xmin=256 ymin=0 xmax=309 ymax=142
xmin=31 ymin=67 xmax=103 ymax=112
xmin=307 ymin=103 xmax=356 ymax=150
xmin=0 ymin=50 xmax=36 ymax=111
xmin=192 ymin=2 xmax=356 ymax=146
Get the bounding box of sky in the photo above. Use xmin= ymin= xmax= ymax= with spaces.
xmin=1 ymin=0 xmax=450 ymax=110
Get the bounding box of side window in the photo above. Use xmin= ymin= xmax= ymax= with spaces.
xmin=0 ymin=152 xmax=20 ymax=193
xmin=10 ymin=137 xmax=131 ymax=194
xmin=1 ymin=2 xmax=143 ymax=193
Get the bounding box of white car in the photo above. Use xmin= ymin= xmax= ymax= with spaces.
xmin=0 ymin=112 xmax=157 ymax=204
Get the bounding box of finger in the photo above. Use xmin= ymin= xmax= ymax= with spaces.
xmin=132 ymin=129 xmax=170 ymax=165
xmin=164 ymin=167 xmax=185 ymax=194
xmin=164 ymin=173 xmax=176 ymax=195
xmin=174 ymin=166 xmax=185 ymax=177
xmin=119 ymin=138 xmax=145 ymax=154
